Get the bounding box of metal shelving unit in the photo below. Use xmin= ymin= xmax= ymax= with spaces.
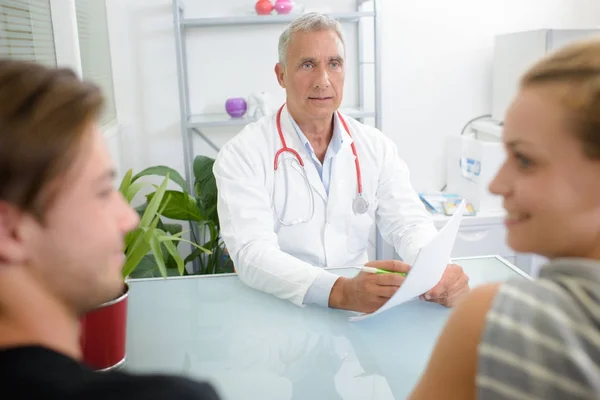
xmin=181 ymin=11 xmax=375 ymax=27
xmin=172 ymin=0 xmax=386 ymax=259
xmin=187 ymin=106 xmax=376 ymax=129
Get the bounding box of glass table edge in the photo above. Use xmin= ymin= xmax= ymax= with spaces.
xmin=127 ymin=255 xmax=533 ymax=282
xmin=452 ymin=254 xmax=534 ymax=281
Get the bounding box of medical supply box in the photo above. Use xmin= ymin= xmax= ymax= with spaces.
xmin=445 ymin=122 xmax=505 ymax=212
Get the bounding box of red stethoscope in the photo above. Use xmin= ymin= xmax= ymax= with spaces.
xmin=273 ymin=104 xmax=369 ymax=226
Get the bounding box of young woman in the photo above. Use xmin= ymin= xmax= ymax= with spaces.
xmin=409 ymin=39 xmax=600 ymax=399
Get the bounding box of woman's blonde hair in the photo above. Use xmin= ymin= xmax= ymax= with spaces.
xmin=521 ymin=38 xmax=600 ymax=159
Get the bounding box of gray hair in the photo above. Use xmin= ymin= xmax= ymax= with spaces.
xmin=278 ymin=12 xmax=345 ymax=67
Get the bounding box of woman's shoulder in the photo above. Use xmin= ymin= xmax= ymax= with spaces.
xmin=491 ymin=257 xmax=600 ymax=325
xmin=477 ymin=257 xmax=600 ymax=399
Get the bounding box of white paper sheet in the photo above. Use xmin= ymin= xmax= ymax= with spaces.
xmin=349 ymin=200 xmax=467 ymax=322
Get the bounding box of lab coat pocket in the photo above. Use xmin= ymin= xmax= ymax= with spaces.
xmin=345 ymin=203 xmax=376 ymax=254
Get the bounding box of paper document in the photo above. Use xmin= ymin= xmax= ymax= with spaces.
xmin=349 ymin=200 xmax=467 ymax=322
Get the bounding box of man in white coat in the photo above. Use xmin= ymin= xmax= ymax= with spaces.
xmin=213 ymin=12 xmax=470 ymax=313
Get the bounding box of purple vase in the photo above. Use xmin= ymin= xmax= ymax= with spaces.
xmin=225 ymin=97 xmax=247 ymax=118
xmin=274 ymin=0 xmax=293 ymax=14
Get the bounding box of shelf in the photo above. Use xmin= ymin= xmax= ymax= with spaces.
xmin=430 ymin=209 xmax=506 ymax=227
xmin=187 ymin=107 xmax=376 ymax=129
xmin=181 ymin=11 xmax=375 ymax=28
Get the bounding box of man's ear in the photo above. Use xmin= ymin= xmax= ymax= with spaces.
xmin=0 ymin=202 xmax=27 ymax=265
xmin=274 ymin=63 xmax=286 ymax=88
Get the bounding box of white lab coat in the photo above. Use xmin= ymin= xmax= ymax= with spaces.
xmin=213 ymin=105 xmax=437 ymax=306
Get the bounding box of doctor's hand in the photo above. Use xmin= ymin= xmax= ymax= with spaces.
xmin=419 ymin=263 xmax=470 ymax=308
xmin=328 ymin=260 xmax=410 ymax=314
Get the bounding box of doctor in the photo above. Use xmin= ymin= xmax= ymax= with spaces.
xmin=213 ymin=12 xmax=470 ymax=313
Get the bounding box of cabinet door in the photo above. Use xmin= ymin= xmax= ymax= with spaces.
xmin=450 ymin=225 xmax=515 ymax=259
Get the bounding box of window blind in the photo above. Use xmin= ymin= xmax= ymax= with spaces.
xmin=75 ymin=0 xmax=116 ymax=129
xmin=0 ymin=0 xmax=57 ymax=67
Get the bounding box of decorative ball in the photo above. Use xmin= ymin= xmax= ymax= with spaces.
xmin=255 ymin=0 xmax=273 ymax=15
xmin=274 ymin=0 xmax=293 ymax=14
xmin=225 ymin=97 xmax=247 ymax=118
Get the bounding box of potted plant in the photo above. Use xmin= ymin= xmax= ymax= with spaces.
xmin=79 ymin=166 xmax=210 ymax=371
xmin=188 ymin=155 xmax=233 ymax=274
xmin=127 ymin=156 xmax=234 ymax=277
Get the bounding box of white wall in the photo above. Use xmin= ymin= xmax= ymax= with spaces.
xmin=105 ymin=0 xmax=363 ymax=181
xmin=105 ymin=0 xmax=600 ymax=189
xmin=381 ymin=0 xmax=600 ymax=192
xmin=105 ymin=0 xmax=178 ymax=177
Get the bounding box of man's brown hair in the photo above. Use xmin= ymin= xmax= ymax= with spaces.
xmin=0 ymin=60 xmax=103 ymax=219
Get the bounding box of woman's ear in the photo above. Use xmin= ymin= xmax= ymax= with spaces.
xmin=0 ymin=203 xmax=27 ymax=265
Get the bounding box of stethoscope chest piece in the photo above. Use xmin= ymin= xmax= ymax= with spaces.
xmin=352 ymin=194 xmax=369 ymax=215
xmin=274 ymin=103 xmax=369 ymax=221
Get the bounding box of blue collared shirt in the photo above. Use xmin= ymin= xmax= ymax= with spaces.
xmin=288 ymin=115 xmax=344 ymax=194
xmin=288 ymin=114 xmax=345 ymax=307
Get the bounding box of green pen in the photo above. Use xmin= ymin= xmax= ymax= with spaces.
xmin=354 ymin=265 xmax=407 ymax=277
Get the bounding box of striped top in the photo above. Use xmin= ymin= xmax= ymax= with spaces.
xmin=477 ymin=258 xmax=600 ymax=400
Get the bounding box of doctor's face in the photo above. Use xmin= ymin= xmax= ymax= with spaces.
xmin=489 ymin=85 xmax=600 ymax=259
xmin=275 ymin=29 xmax=345 ymax=123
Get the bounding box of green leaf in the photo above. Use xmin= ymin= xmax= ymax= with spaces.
xmin=157 ymin=230 xmax=185 ymax=275
xmin=193 ymin=156 xmax=217 ymax=205
xmin=131 ymin=165 xmax=187 ymax=192
xmin=124 ymin=224 xmax=140 ymax=248
xmin=162 ymin=223 xmax=183 ymax=237
xmin=146 ymin=190 xmax=203 ymax=222
xmin=134 ymin=202 xmax=148 ymax=218
xmin=122 ymin=214 xmax=161 ymax=278
xmin=159 ymin=236 xmax=211 ymax=254
xmin=184 ymin=246 xmax=206 ymax=265
xmin=126 ymin=181 xmax=148 ymax=204
xmin=122 ymin=234 xmax=150 ymax=278
xmin=128 ymin=255 xmax=160 ymax=279
xmin=128 ymin=254 xmax=184 ymax=279
xmin=150 ymin=231 xmax=167 ymax=277
xmin=139 ymin=174 xmax=169 ymax=229
xmin=118 ymin=169 xmax=133 ymax=198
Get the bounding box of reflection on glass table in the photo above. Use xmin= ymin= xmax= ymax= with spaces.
xmin=124 ymin=255 xmax=531 ymax=400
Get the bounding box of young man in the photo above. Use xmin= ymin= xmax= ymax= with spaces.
xmin=0 ymin=60 xmax=220 ymax=399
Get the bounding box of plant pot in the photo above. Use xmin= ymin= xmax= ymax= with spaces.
xmin=80 ymin=283 xmax=129 ymax=371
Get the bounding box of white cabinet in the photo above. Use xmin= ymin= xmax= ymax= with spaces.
xmin=434 ymin=213 xmax=513 ymax=259
xmin=389 ymin=210 xmax=543 ymax=275
xmin=431 ymin=211 xmax=541 ymax=275
xmin=492 ymin=29 xmax=600 ymax=122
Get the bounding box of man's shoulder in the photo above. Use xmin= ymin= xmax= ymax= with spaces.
xmin=223 ymin=114 xmax=274 ymax=150
xmin=3 ymin=371 xmax=221 ymax=400
xmin=340 ymin=114 xmax=397 ymax=162
xmin=0 ymin=346 xmax=221 ymax=400
xmin=341 ymin=114 xmax=392 ymax=145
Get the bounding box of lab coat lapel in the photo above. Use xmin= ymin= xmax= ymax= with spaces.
xmin=280 ymin=106 xmax=328 ymax=203
xmin=328 ymin=115 xmax=356 ymax=216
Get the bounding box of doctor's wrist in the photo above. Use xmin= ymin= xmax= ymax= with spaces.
xmin=328 ymin=277 xmax=350 ymax=310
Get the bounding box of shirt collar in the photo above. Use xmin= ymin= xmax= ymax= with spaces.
xmin=288 ymin=112 xmax=344 ymax=155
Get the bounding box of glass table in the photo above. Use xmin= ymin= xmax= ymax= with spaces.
xmin=124 ymin=255 xmax=531 ymax=400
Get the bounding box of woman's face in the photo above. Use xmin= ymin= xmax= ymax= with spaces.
xmin=489 ymin=85 xmax=600 ymax=260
